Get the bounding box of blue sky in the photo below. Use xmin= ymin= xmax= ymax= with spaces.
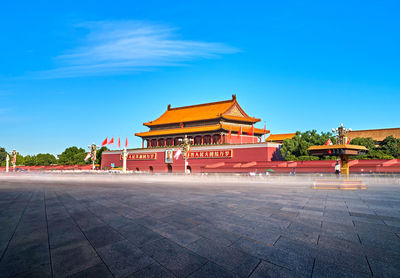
xmin=1 ymin=1 xmax=399 ymax=155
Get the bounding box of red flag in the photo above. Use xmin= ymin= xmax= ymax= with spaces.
xmin=108 ymin=137 xmax=114 ymax=145
xmin=125 ymin=137 xmax=128 ymax=148
xmin=118 ymin=137 xmax=121 ymax=149
xmin=263 ymin=123 xmax=267 ymax=135
xmin=247 ymin=125 xmax=254 ymax=136
xmin=324 ymin=139 xmax=333 ymax=154
xmin=102 ymin=138 xmax=108 ymax=146
xmin=174 ymin=148 xmax=182 ymax=160
xmin=324 ymin=139 xmax=333 ymax=145
xmin=347 ymin=137 xmax=351 ymax=144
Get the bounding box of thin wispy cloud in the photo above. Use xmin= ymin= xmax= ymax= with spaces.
xmin=36 ymin=20 xmax=239 ymax=78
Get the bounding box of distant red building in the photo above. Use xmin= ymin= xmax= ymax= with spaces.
xmin=101 ymin=95 xmax=284 ymax=173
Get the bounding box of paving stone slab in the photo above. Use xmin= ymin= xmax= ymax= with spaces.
xmin=0 ymin=241 xmax=50 ymax=277
xmin=232 ymin=237 xmax=314 ymax=276
xmin=126 ymin=262 xmax=175 ymax=278
xmin=187 ymin=237 xmax=260 ymax=277
xmin=152 ymin=223 xmax=201 ymax=246
xmin=156 ymin=251 xmax=208 ymax=278
xmin=141 ymin=237 xmax=193 ymax=265
xmin=68 ymin=263 xmax=113 ymax=278
xmin=312 ymin=258 xmax=371 ymax=278
xmin=249 ymin=260 xmax=307 ymax=278
xmin=118 ymin=223 xmax=163 ymax=247
xmin=188 ymin=223 xmax=241 ymax=246
xmin=84 ymin=225 xmax=125 ymax=248
xmin=367 ymin=257 xmax=400 ymax=278
xmin=97 ymin=240 xmax=154 ymax=278
xmin=51 ymin=241 xmax=101 ymax=278
xmin=188 ymin=261 xmax=240 ymax=278
xmin=6 ymin=263 xmax=52 ymax=278
xmin=357 ymin=229 xmax=400 ymax=252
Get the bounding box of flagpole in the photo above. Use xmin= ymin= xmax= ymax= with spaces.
xmin=263 ymin=121 xmax=266 ymax=141
xmin=122 ymin=147 xmax=127 ymax=173
xmin=6 ymin=154 xmax=9 ymax=173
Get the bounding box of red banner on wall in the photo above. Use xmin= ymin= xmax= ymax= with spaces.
xmin=188 ymin=150 xmax=233 ymax=159
xmin=120 ymin=153 xmax=157 ymax=160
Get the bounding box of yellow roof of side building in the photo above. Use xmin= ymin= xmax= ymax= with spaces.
xmin=143 ymin=95 xmax=260 ymax=126
xmin=347 ymin=128 xmax=400 ymax=142
xmin=265 ymin=133 xmax=296 ymax=142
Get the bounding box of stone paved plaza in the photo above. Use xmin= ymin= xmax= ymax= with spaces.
xmin=0 ymin=174 xmax=399 ymax=278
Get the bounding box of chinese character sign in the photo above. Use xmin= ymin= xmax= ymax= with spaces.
xmin=188 ymin=150 xmax=233 ymax=159
xmin=120 ymin=153 xmax=157 ymax=160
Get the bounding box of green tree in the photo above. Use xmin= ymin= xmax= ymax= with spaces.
xmin=58 ymin=146 xmax=88 ymax=165
xmin=24 ymin=155 xmax=37 ymax=166
xmin=380 ymin=136 xmax=400 ymax=158
xmin=280 ymin=130 xmax=336 ymax=160
xmin=0 ymin=147 xmax=7 ymax=166
xmin=95 ymin=146 xmax=109 ymax=165
xmin=15 ymin=153 xmax=25 ymax=166
xmin=349 ymin=137 xmax=376 ymax=150
xmin=35 ymin=153 xmax=57 ymax=166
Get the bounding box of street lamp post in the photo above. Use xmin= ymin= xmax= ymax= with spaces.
xmin=331 ymin=123 xmax=352 ymax=177
xmin=331 ymin=123 xmax=352 ymax=145
xmin=11 ymin=150 xmax=17 ymax=172
xmin=308 ymin=123 xmax=366 ymax=179
xmin=88 ymin=144 xmax=99 ymax=170
xmin=178 ymin=135 xmax=193 ymax=174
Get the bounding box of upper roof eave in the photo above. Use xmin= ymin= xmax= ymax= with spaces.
xmin=143 ymin=95 xmax=260 ymax=127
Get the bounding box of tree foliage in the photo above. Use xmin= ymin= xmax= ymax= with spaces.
xmin=0 ymin=147 xmax=7 ymax=166
xmin=280 ymin=130 xmax=336 ymax=161
xmin=95 ymin=146 xmax=109 ymax=165
xmin=380 ymin=136 xmax=400 ymax=158
xmin=58 ymin=146 xmax=88 ymax=165
xmin=351 ymin=135 xmax=400 ymax=159
xmin=349 ymin=137 xmax=376 ymax=150
xmin=0 ymin=145 xmax=109 ymax=166
xmin=281 ymin=130 xmax=400 ymax=161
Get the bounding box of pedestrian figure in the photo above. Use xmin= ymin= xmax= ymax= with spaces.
xmin=335 ymin=160 xmax=341 ymax=176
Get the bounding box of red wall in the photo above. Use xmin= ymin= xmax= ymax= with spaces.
xmin=101 ymin=145 xmax=400 ymax=174
xmin=1 ymin=159 xmax=399 ymax=173
xmin=101 ymin=144 xmax=279 ymax=173
xmin=200 ymin=159 xmax=400 ymax=173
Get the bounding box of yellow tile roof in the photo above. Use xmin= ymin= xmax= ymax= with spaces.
xmin=135 ymin=123 xmax=269 ymax=137
xmin=144 ymin=95 xmax=260 ymax=126
xmin=221 ymin=124 xmax=268 ymax=135
xmin=135 ymin=124 xmax=222 ymax=137
xmin=347 ymin=128 xmax=400 ymax=142
xmin=222 ymin=115 xmax=259 ymax=122
xmin=265 ymin=133 xmax=296 ymax=142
